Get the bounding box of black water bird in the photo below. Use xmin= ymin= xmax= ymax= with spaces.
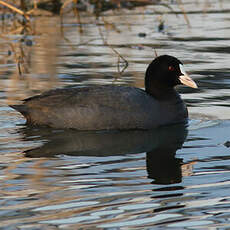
xmin=10 ymin=55 xmax=197 ymax=130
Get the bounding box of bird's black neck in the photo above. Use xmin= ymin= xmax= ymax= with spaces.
xmin=145 ymin=84 xmax=178 ymax=101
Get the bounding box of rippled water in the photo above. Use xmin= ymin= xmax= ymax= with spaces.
xmin=1 ymin=0 xmax=230 ymax=229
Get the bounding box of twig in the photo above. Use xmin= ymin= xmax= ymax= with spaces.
xmin=72 ymin=1 xmax=83 ymax=33
xmin=176 ymin=0 xmax=191 ymax=27
xmin=0 ymin=0 xmax=30 ymax=20
xmin=97 ymin=18 xmax=128 ymax=76
xmin=60 ymin=0 xmax=75 ymax=19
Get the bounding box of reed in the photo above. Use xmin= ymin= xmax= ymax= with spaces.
xmin=0 ymin=1 xmax=189 ymax=20
xmin=0 ymin=0 xmax=190 ymax=76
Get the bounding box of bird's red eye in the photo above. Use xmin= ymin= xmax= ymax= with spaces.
xmin=168 ymin=66 xmax=174 ymax=71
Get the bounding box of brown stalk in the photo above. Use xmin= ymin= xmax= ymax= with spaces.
xmin=176 ymin=0 xmax=191 ymax=27
xmin=154 ymin=49 xmax=158 ymax=57
xmin=97 ymin=19 xmax=128 ymax=76
xmin=60 ymin=0 xmax=76 ymax=19
xmin=8 ymin=43 xmax=22 ymax=75
xmin=0 ymin=0 xmax=30 ymax=20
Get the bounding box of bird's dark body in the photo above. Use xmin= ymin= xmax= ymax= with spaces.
xmin=10 ymin=85 xmax=188 ymax=130
xmin=10 ymin=55 xmax=197 ymax=130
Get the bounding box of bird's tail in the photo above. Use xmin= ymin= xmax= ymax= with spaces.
xmin=10 ymin=104 xmax=29 ymax=117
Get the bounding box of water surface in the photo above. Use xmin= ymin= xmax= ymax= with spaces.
xmin=1 ymin=0 xmax=230 ymax=229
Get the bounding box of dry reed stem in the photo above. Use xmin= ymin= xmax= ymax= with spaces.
xmin=0 ymin=0 xmax=30 ymax=20
xmin=72 ymin=1 xmax=83 ymax=33
xmin=160 ymin=3 xmax=177 ymax=15
xmin=0 ymin=34 xmax=26 ymax=75
xmin=60 ymin=0 xmax=77 ymax=16
xmin=8 ymin=43 xmax=22 ymax=75
xmin=60 ymin=0 xmax=75 ymax=28
xmin=176 ymin=0 xmax=191 ymax=27
xmin=60 ymin=0 xmax=83 ymax=38
xmin=98 ymin=18 xmax=128 ymax=76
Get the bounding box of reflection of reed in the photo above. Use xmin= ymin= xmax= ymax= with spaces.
xmin=0 ymin=155 xmax=83 ymax=227
xmin=0 ymin=0 xmax=189 ymax=77
xmin=0 ymin=16 xmax=60 ymax=104
xmin=0 ymin=153 xmax=151 ymax=227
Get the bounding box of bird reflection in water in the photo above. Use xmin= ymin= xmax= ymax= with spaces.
xmin=20 ymin=123 xmax=192 ymax=185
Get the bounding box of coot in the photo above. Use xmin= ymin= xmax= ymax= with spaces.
xmin=10 ymin=55 xmax=197 ymax=130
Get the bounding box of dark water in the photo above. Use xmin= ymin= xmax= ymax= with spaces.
xmin=1 ymin=0 xmax=230 ymax=229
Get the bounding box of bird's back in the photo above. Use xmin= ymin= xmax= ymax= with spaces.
xmin=11 ymin=85 xmax=187 ymax=130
